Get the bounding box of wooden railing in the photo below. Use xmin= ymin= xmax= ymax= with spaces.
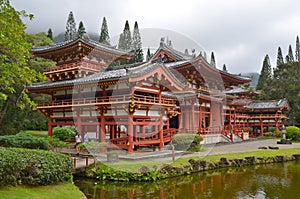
xmin=38 ymin=94 xmax=177 ymax=108
xmin=44 ymin=62 xmax=101 ymax=73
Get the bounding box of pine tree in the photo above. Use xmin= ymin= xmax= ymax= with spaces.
xmin=276 ymin=46 xmax=284 ymax=66
xmin=288 ymin=44 xmax=294 ymax=63
xmin=77 ymin=21 xmax=87 ymax=38
xmin=210 ymin=52 xmax=216 ymax=68
xmin=257 ymin=54 xmax=272 ymax=90
xmin=146 ymin=48 xmax=151 ymax=61
xmin=118 ymin=20 xmax=132 ymax=51
xmin=64 ymin=11 xmax=77 ymax=41
xmin=296 ymin=36 xmax=300 ymax=61
xmin=131 ymin=21 xmax=143 ymax=62
xmin=99 ymin=17 xmax=110 ymax=45
xmin=222 ymin=64 xmax=227 ymax=72
xmin=184 ymin=49 xmax=189 ymax=55
xmin=46 ymin=28 xmax=53 ymax=40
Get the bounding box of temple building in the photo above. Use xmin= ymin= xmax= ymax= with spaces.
xmin=27 ymin=37 xmax=289 ymax=153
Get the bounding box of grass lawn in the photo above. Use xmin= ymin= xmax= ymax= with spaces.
xmin=101 ymin=148 xmax=300 ymax=172
xmin=0 ymin=182 xmax=86 ymax=199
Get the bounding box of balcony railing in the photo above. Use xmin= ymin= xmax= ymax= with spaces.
xmin=37 ymin=94 xmax=177 ymax=109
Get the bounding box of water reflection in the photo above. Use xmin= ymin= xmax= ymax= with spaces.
xmin=75 ymin=162 xmax=300 ymax=199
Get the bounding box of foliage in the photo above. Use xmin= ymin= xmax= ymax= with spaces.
xmin=276 ymin=46 xmax=284 ymax=66
xmin=256 ymin=54 xmax=271 ymax=91
xmin=0 ymin=147 xmax=73 ymax=186
xmin=146 ymin=48 xmax=152 ymax=61
xmin=172 ymin=133 xmax=203 ymax=151
xmin=296 ymin=36 xmax=300 ymax=61
xmin=286 ymin=126 xmax=300 ymax=140
xmin=210 ymin=51 xmax=216 ymax=68
xmin=27 ymin=32 xmax=54 ymax=46
xmin=287 ymin=44 xmax=294 ymax=63
xmin=44 ymin=137 xmax=69 ymax=151
xmin=118 ymin=20 xmax=131 ymax=51
xmin=222 ymin=64 xmax=227 ymax=72
xmin=0 ymin=132 xmax=48 ymax=150
xmin=0 ymin=0 xmax=42 ymax=104
xmin=46 ymin=28 xmax=53 ymax=40
xmin=131 ymin=21 xmax=143 ymax=63
xmin=52 ymin=126 xmax=77 ymax=141
xmin=64 ymin=11 xmax=77 ymax=41
xmin=77 ymin=21 xmax=87 ymax=39
xmin=99 ymin=17 xmax=110 ymax=45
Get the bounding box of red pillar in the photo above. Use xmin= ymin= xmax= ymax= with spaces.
xmin=48 ymin=117 xmax=53 ymax=137
xmin=128 ymin=112 xmax=134 ymax=154
xmin=100 ymin=114 xmax=106 ymax=142
xmin=159 ymin=114 xmax=164 ymax=151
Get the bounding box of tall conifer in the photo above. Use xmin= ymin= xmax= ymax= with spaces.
xmin=210 ymin=52 xmax=216 ymax=68
xmin=77 ymin=21 xmax=87 ymax=38
xmin=276 ymin=46 xmax=284 ymax=66
xmin=288 ymin=45 xmax=294 ymax=63
xmin=257 ymin=54 xmax=272 ymax=90
xmin=118 ymin=20 xmax=132 ymax=51
xmin=222 ymin=64 xmax=227 ymax=72
xmin=146 ymin=48 xmax=151 ymax=61
xmin=47 ymin=28 xmax=53 ymax=41
xmin=296 ymin=36 xmax=300 ymax=61
xmin=64 ymin=11 xmax=76 ymax=41
xmin=99 ymin=17 xmax=110 ymax=45
xmin=131 ymin=21 xmax=143 ymax=62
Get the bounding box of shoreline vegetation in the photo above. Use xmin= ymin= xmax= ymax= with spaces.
xmin=77 ymin=147 xmax=300 ymax=182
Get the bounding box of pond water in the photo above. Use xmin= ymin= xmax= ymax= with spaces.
xmin=74 ymin=162 xmax=300 ymax=199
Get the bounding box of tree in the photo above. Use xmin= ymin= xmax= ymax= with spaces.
xmin=256 ymin=54 xmax=272 ymax=91
xmin=99 ymin=17 xmax=110 ymax=45
xmin=131 ymin=21 xmax=143 ymax=63
xmin=222 ymin=64 xmax=227 ymax=72
xmin=0 ymin=0 xmax=44 ymax=134
xmin=276 ymin=46 xmax=284 ymax=66
xmin=118 ymin=20 xmax=132 ymax=51
xmin=210 ymin=52 xmax=216 ymax=68
xmin=64 ymin=11 xmax=76 ymax=41
xmin=287 ymin=44 xmax=294 ymax=63
xmin=146 ymin=48 xmax=152 ymax=61
xmin=296 ymin=36 xmax=300 ymax=61
xmin=77 ymin=21 xmax=87 ymax=39
xmin=47 ymin=28 xmax=53 ymax=40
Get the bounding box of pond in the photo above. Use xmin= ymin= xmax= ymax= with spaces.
xmin=74 ymin=162 xmax=300 ymax=199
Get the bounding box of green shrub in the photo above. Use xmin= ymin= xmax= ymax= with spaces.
xmin=172 ymin=133 xmax=203 ymax=151
xmin=53 ymin=126 xmax=77 ymax=141
xmin=0 ymin=132 xmax=48 ymax=150
xmin=0 ymin=147 xmax=73 ymax=186
xmin=286 ymin=126 xmax=300 ymax=140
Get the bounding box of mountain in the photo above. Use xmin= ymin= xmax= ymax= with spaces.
xmin=242 ymin=72 xmax=259 ymax=87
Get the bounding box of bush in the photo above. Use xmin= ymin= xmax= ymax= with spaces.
xmin=0 ymin=132 xmax=48 ymax=150
xmin=0 ymin=147 xmax=73 ymax=186
xmin=53 ymin=126 xmax=77 ymax=141
xmin=286 ymin=126 xmax=300 ymax=140
xmin=172 ymin=133 xmax=203 ymax=151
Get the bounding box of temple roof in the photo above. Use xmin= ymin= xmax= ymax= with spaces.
xmin=224 ymin=87 xmax=260 ymax=95
xmin=27 ymin=62 xmax=187 ymax=91
xmin=245 ymin=98 xmax=289 ymax=110
xmin=31 ymin=37 xmax=129 ymax=56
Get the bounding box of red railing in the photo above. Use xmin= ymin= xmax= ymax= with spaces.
xmin=38 ymin=94 xmax=177 ymax=108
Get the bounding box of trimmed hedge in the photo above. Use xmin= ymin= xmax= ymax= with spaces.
xmin=172 ymin=133 xmax=203 ymax=151
xmin=286 ymin=126 xmax=300 ymax=140
xmin=0 ymin=147 xmax=73 ymax=186
xmin=0 ymin=132 xmax=48 ymax=150
xmin=53 ymin=126 xmax=77 ymax=141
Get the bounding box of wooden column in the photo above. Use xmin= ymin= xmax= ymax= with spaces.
xmin=128 ymin=112 xmax=134 ymax=154
xmin=159 ymin=113 xmax=164 ymax=151
xmin=191 ymin=100 xmax=195 ymax=131
xmin=48 ymin=117 xmax=53 ymax=137
xmin=76 ymin=110 xmax=82 ymax=137
xmin=100 ymin=114 xmax=106 ymax=142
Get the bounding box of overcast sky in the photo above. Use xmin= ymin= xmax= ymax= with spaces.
xmin=10 ymin=0 xmax=300 ymax=73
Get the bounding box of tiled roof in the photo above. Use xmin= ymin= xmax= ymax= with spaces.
xmin=31 ymin=37 xmax=130 ymax=56
xmin=27 ymin=62 xmax=187 ymax=90
xmin=224 ymin=87 xmax=260 ymax=95
xmin=245 ymin=99 xmax=288 ymax=109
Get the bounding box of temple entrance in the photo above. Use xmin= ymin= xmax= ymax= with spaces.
xmin=169 ymin=115 xmax=179 ymax=129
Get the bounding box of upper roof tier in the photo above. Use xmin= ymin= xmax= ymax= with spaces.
xmin=31 ymin=37 xmax=132 ymax=63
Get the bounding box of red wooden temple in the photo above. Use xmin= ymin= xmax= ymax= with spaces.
xmin=27 ymin=38 xmax=289 ymax=153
